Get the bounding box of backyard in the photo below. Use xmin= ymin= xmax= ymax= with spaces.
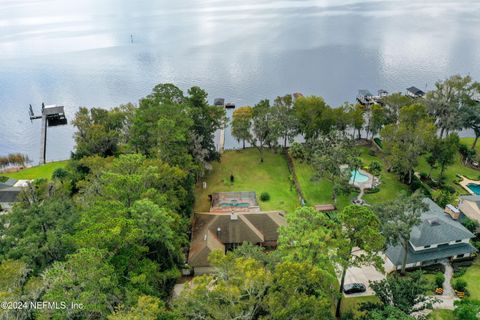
xmin=293 ymin=159 xmax=354 ymax=210
xmin=194 ymin=148 xmax=299 ymax=213
xmin=356 ymin=146 xmax=410 ymax=204
xmin=416 ymin=137 xmax=480 ymax=194
xmin=292 ymin=145 xmax=409 ymax=211
xmin=0 ymin=160 xmax=69 ymax=180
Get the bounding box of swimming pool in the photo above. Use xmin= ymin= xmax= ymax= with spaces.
xmin=350 ymin=170 xmax=369 ymax=183
xmin=467 ymin=183 xmax=480 ymax=195
xmin=220 ymin=202 xmax=250 ymax=208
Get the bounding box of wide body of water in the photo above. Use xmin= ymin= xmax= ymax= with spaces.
xmin=1 ymin=0 xmax=480 ymax=163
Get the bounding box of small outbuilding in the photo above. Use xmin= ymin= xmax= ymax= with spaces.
xmin=406 ymin=86 xmax=425 ymax=98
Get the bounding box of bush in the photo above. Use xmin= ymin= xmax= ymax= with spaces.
xmin=409 ymin=175 xmax=423 ymax=192
xmin=368 ymin=149 xmax=376 ymax=156
xmin=369 ymin=161 xmax=382 ymax=177
xmin=374 ymin=137 xmax=383 ymax=149
xmin=461 ymin=216 xmax=479 ymax=233
xmin=453 ymin=279 xmax=467 ymax=292
xmin=431 ymin=189 xmax=457 ymax=208
xmin=365 ymin=187 xmax=380 ymax=194
xmin=260 ymin=192 xmax=270 ymax=202
xmin=289 ymin=142 xmax=305 ymax=160
xmin=453 ymin=267 xmax=467 ymax=278
xmin=435 ymin=272 xmax=445 ymax=288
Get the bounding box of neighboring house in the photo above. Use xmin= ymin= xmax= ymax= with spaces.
xmin=187 ymin=192 xmax=286 ymax=274
xmin=459 ymin=195 xmax=480 ymax=226
xmin=406 ymin=86 xmax=425 ymax=98
xmin=386 ymin=198 xmax=477 ymax=270
xmin=0 ymin=178 xmax=23 ymax=211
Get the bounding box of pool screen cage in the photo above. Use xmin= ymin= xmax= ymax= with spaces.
xmin=211 ymin=192 xmax=258 ymax=209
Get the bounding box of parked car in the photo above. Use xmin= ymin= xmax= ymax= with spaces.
xmin=343 ymin=283 xmax=366 ymax=294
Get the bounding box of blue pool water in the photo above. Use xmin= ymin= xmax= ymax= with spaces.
xmin=467 ymin=183 xmax=480 ymax=195
xmin=350 ymin=170 xmax=369 ymax=184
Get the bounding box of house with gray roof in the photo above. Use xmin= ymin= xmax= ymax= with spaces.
xmin=187 ymin=192 xmax=286 ymax=274
xmin=0 ymin=178 xmax=31 ymax=211
xmin=386 ymin=198 xmax=477 ymax=270
xmin=406 ymin=86 xmax=425 ymax=98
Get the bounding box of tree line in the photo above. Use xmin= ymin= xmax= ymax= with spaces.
xmin=0 ymin=153 xmax=30 ymax=170
xmin=232 ymin=75 xmax=480 ymax=185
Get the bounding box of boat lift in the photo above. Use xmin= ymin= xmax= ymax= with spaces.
xmin=29 ymin=103 xmax=68 ymax=165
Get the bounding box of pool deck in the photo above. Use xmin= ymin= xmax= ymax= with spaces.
xmin=459 ymin=176 xmax=480 ymax=195
xmin=350 ymin=168 xmax=375 ymax=202
xmin=350 ymin=168 xmax=374 ymax=190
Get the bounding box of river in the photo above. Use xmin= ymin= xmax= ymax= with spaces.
xmin=1 ymin=0 xmax=479 ymax=163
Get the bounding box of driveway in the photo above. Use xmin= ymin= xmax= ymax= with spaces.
xmin=342 ymin=253 xmax=394 ymax=297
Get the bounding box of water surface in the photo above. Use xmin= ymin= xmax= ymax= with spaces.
xmin=1 ymin=0 xmax=479 ymax=162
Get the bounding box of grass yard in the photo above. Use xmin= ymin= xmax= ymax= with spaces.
xmin=461 ymin=137 xmax=480 ymax=154
xmin=417 ymin=153 xmax=480 ymax=193
xmin=292 ymin=145 xmax=408 ymax=211
xmin=195 ymin=148 xmax=299 ymax=213
xmin=416 ymin=138 xmax=480 ymax=194
xmin=294 ymin=159 xmax=354 ymax=211
xmin=0 ymin=161 xmax=69 ymax=180
xmin=457 ymin=257 xmax=480 ymax=300
xmin=428 ymin=309 xmax=455 ymax=320
xmin=357 ymin=146 xmax=410 ymax=204
xmin=340 ymin=295 xmax=379 ymax=318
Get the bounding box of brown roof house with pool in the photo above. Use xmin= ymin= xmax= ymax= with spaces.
xmin=188 ymin=192 xmax=286 ymax=274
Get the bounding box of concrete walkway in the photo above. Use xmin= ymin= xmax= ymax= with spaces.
xmin=432 ymin=261 xmax=458 ymax=310
xmin=413 ymin=261 xmax=458 ymax=318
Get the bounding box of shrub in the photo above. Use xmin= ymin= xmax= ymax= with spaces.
xmin=435 ymin=272 xmax=445 ymax=288
xmin=459 ymin=143 xmax=476 ymax=162
xmin=453 ymin=267 xmax=467 ymax=278
xmin=365 ymin=187 xmax=380 ymax=194
xmin=431 ymin=189 xmax=457 ymax=208
xmin=369 ymin=161 xmax=382 ymax=177
xmin=289 ymin=142 xmax=305 ymax=160
xmin=374 ymin=137 xmax=383 ymax=149
xmin=368 ymin=149 xmax=376 ymax=156
xmin=461 ymin=216 xmax=479 ymax=233
xmin=453 ymin=279 xmax=467 ymax=292
xmin=419 ymin=172 xmax=428 ymax=180
xmin=260 ymin=192 xmax=270 ymax=202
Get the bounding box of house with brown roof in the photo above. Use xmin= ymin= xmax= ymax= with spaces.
xmin=188 ymin=192 xmax=286 ymax=274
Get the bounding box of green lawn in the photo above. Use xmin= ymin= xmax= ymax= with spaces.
xmin=292 ymin=145 xmax=408 ymax=210
xmin=428 ymin=309 xmax=455 ymax=320
xmin=416 ymin=138 xmax=480 ymax=194
xmin=340 ymin=295 xmax=379 ymax=318
xmin=357 ymin=146 xmax=410 ymax=204
xmin=294 ymin=159 xmax=354 ymax=210
xmin=461 ymin=137 xmax=480 ymax=154
xmin=458 ymin=257 xmax=480 ymax=300
xmin=0 ymin=161 xmax=69 ymax=180
xmin=195 ymin=148 xmax=299 ymax=213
